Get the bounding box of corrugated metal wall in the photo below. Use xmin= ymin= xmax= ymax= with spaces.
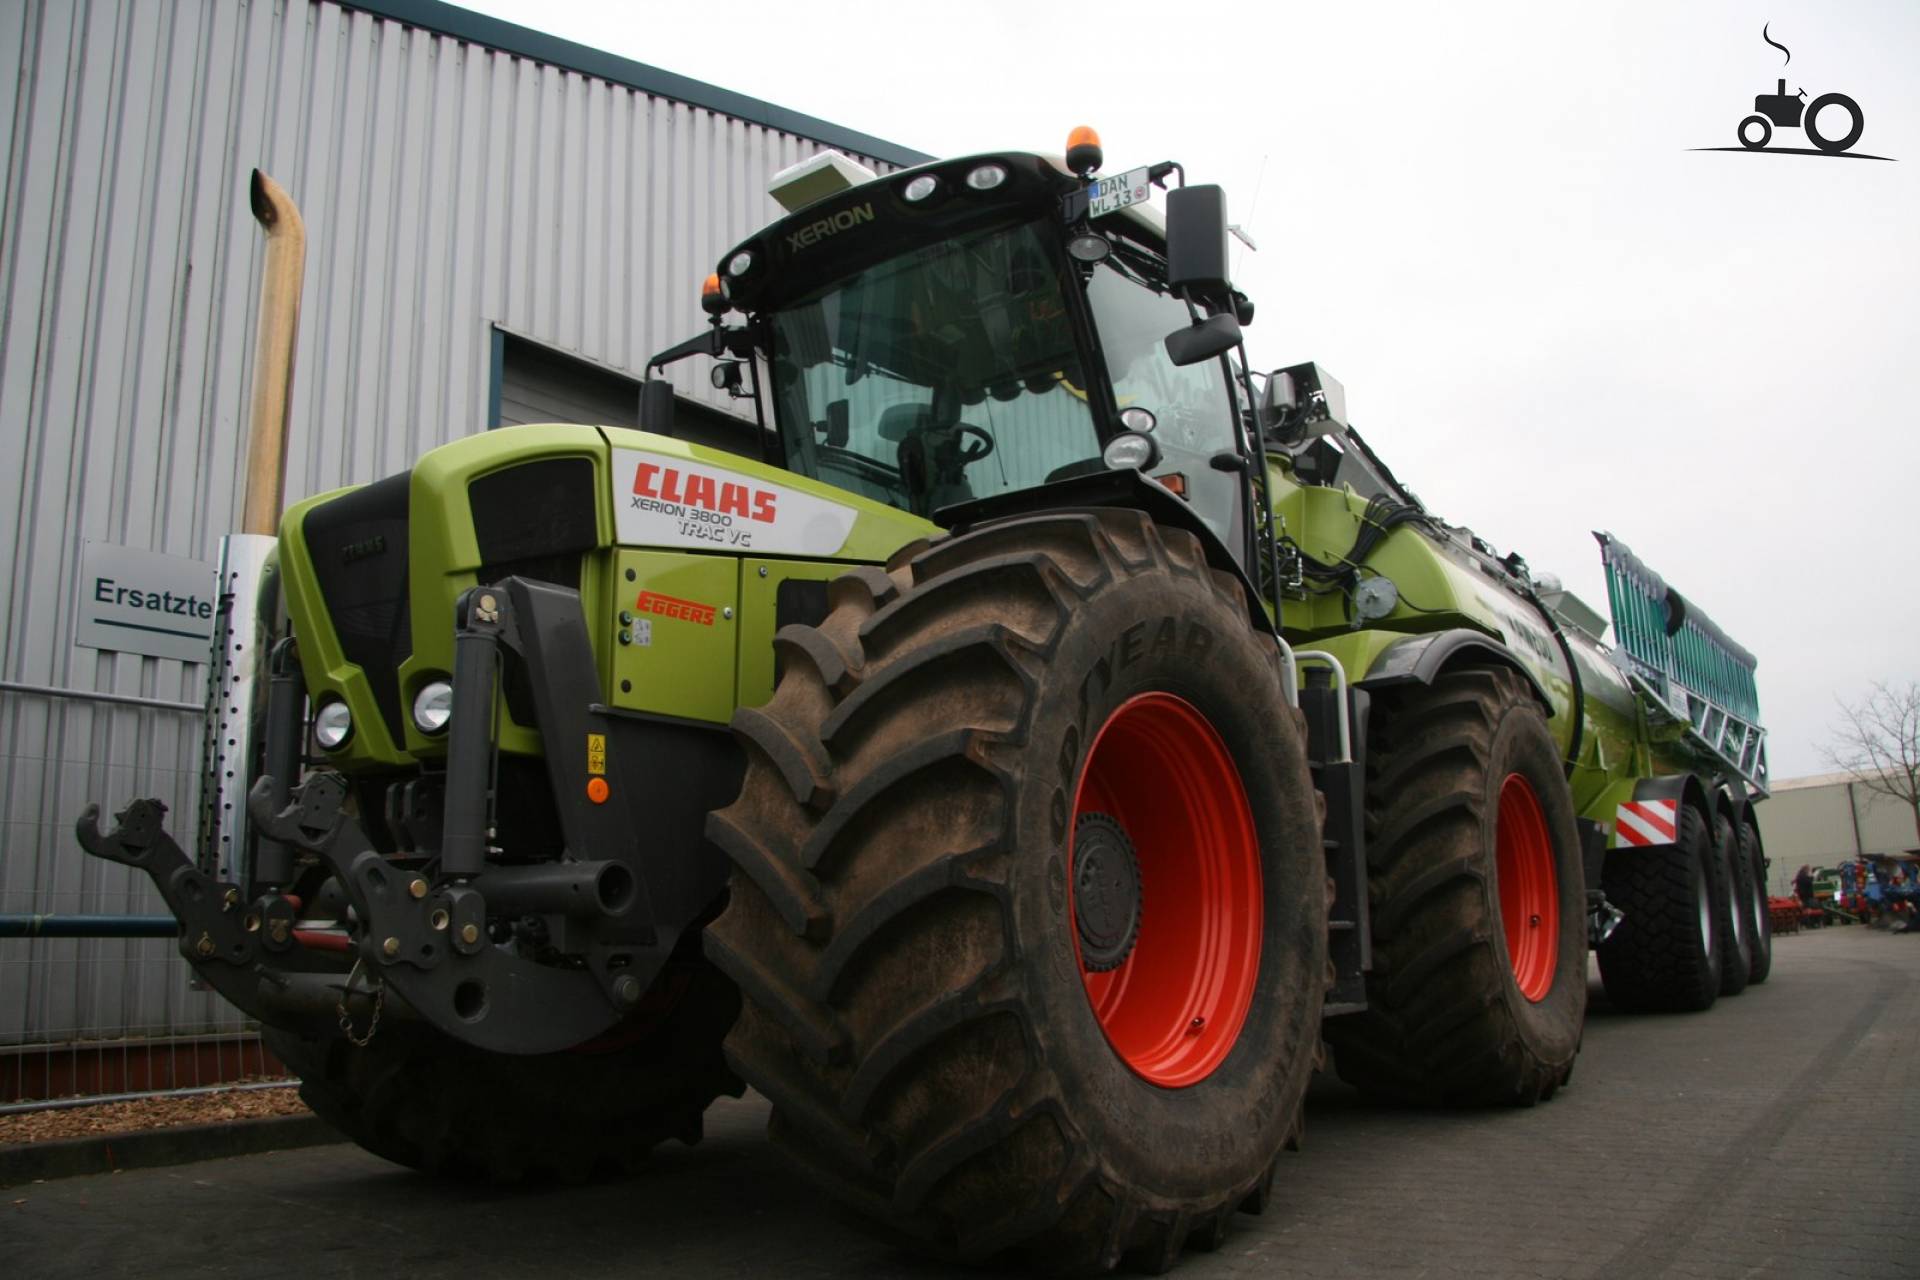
xmin=0 ymin=0 xmax=898 ymax=1049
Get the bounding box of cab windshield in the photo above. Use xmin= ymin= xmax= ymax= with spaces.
xmin=767 ymin=220 xmax=1099 ymax=517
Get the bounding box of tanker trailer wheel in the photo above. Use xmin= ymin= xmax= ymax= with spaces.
xmin=1804 ymin=93 xmax=1864 ymax=153
xmin=1739 ymin=817 xmax=1773 ymax=984
xmin=1712 ymin=817 xmax=1752 ymax=997
xmin=262 ymin=956 xmax=741 ymax=1181
xmin=703 ymin=510 xmax=1329 ymax=1274
xmin=1323 ymin=666 xmax=1586 ymax=1107
xmin=1596 ymin=801 xmax=1723 ymax=1012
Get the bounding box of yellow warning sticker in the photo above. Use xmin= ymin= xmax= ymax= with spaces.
xmin=586 ymin=733 xmax=607 ymax=776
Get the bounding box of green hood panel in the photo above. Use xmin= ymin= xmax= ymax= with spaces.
xmin=278 ymin=425 xmax=936 ymax=769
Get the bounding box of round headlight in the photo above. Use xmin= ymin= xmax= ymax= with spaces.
xmin=1102 ymin=432 xmax=1159 ymax=472
xmin=1118 ymin=406 xmax=1157 ymax=434
xmin=412 ymin=680 xmax=454 ymax=735
xmin=902 ymin=174 xmax=940 ymax=203
xmin=727 ymin=250 xmax=754 ymax=277
xmin=966 ymin=163 xmax=1007 ymax=191
xmin=313 ymin=699 xmax=353 ymax=751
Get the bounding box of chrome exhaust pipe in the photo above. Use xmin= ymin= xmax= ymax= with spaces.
xmin=200 ymin=170 xmax=306 ymax=883
xmin=240 ymin=169 xmax=306 ymax=537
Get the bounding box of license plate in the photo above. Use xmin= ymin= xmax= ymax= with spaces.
xmin=1087 ymin=166 xmax=1152 ymax=219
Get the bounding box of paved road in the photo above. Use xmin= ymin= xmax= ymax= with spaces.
xmin=9 ymin=927 xmax=1917 ymax=1278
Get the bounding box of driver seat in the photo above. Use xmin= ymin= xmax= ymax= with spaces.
xmin=881 ymin=405 xmax=980 ymax=518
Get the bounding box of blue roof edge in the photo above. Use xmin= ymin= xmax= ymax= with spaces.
xmin=335 ymin=0 xmax=934 ymax=168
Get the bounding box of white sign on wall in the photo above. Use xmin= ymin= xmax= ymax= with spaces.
xmin=76 ymin=541 xmax=218 ymax=664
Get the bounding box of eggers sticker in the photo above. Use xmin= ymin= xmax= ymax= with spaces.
xmin=611 ymin=447 xmax=857 ymax=555
xmin=635 ymin=590 xmax=717 ymax=627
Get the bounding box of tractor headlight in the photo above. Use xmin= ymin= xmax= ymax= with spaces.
xmin=1103 ymin=431 xmax=1159 ymax=472
xmin=412 ymin=680 xmax=454 ymax=735
xmin=313 ymin=699 xmax=353 ymax=751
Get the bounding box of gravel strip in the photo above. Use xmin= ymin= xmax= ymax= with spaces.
xmin=0 ymin=1081 xmax=311 ymax=1146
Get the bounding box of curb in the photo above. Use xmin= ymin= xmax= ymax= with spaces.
xmin=0 ymin=1113 xmax=344 ymax=1185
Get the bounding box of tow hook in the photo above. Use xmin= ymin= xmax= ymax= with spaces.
xmin=1588 ymin=891 xmax=1624 ymax=947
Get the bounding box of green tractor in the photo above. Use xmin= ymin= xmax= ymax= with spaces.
xmin=80 ymin=131 xmax=1769 ymax=1272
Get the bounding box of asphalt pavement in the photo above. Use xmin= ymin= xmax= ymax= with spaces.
xmin=7 ymin=925 xmax=1916 ymax=1279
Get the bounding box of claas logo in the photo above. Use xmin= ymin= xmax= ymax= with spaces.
xmin=632 ymin=461 xmax=777 ymax=523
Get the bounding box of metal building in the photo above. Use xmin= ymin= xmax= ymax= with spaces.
xmin=1755 ymin=772 xmax=1917 ymax=893
xmin=0 ymin=0 xmax=919 ymax=1090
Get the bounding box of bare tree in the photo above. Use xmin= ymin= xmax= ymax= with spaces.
xmin=1824 ymin=680 xmax=1920 ymax=845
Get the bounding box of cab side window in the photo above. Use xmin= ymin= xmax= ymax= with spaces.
xmin=1083 ymin=260 xmax=1240 ymax=545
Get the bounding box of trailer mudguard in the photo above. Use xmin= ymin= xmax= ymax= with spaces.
xmin=1355 ymin=628 xmax=1550 ymax=706
xmin=1600 ymin=772 xmax=1712 ymax=851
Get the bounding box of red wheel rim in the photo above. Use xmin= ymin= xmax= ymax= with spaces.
xmin=1495 ymin=773 xmax=1558 ymax=1002
xmin=1069 ymin=692 xmax=1262 ymax=1088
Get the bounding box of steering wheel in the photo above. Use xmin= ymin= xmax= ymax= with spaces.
xmin=952 ymin=424 xmax=994 ymax=464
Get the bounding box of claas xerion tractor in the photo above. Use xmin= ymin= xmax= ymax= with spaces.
xmin=80 ymin=127 xmax=1771 ymax=1273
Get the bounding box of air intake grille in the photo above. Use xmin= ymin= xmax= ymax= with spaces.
xmin=302 ymin=471 xmax=413 ymax=744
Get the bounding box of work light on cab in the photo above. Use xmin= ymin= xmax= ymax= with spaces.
xmin=413 ymin=680 xmax=453 ymax=735
xmin=902 ymin=174 xmax=940 ymax=203
xmin=965 ymin=163 xmax=1007 ymax=191
xmin=1103 ymin=431 xmax=1159 ymax=471
xmin=1067 ymin=232 xmax=1111 ymax=263
xmin=726 ymin=250 xmax=754 ymax=278
xmin=313 ymin=699 xmax=353 ymax=751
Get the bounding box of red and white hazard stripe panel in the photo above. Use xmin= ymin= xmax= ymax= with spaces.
xmin=1615 ymin=798 xmax=1678 ymax=846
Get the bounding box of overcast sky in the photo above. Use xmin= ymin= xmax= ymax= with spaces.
xmin=459 ymin=0 xmax=1918 ymax=781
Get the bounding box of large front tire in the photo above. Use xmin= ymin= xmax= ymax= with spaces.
xmin=1324 ymin=667 xmax=1587 ymax=1106
xmin=263 ymin=958 xmax=741 ymax=1181
xmin=705 ymin=511 xmax=1328 ymax=1273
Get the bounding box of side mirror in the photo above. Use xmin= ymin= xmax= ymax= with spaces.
xmin=640 ymin=378 xmax=677 ymax=435
xmin=1165 ymin=185 xmax=1230 ymax=297
xmin=1164 ymin=312 xmax=1242 ymax=367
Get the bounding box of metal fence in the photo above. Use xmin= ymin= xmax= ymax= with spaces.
xmin=0 ymin=687 xmax=281 ymax=1105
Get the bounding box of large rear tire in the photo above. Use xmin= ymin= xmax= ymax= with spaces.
xmin=704 ymin=511 xmax=1328 ymax=1274
xmin=1324 ymin=667 xmax=1586 ymax=1106
xmin=1597 ymin=802 xmax=1722 ymax=1012
xmin=1713 ymin=817 xmax=1752 ymax=997
xmin=1740 ymin=817 xmax=1773 ymax=984
xmin=262 ymin=958 xmax=741 ymax=1181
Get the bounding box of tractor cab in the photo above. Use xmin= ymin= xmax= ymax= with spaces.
xmin=646 ymin=135 xmax=1264 ymax=578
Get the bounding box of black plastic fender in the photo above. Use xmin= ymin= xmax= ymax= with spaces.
xmin=936 ymin=467 xmax=1278 ymax=639
xmin=1356 ymin=628 xmax=1550 ymax=707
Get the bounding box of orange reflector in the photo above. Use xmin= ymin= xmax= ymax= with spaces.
xmin=1156 ymin=472 xmax=1188 ymax=498
xmin=586 ymin=777 xmax=611 ymax=804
